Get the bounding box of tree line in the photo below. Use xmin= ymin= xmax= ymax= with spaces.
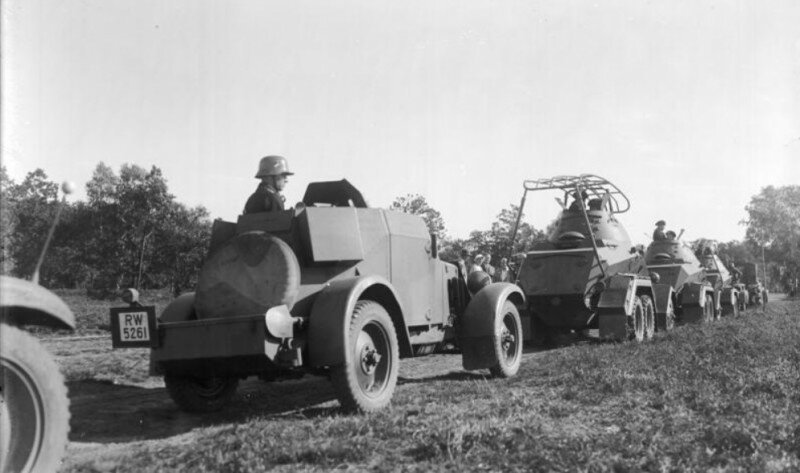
xmin=1 ymin=164 xmax=797 ymax=296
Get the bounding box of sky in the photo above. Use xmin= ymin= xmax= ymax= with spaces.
xmin=2 ymin=0 xmax=799 ymax=247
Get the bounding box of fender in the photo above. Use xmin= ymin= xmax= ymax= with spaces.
xmin=0 ymin=275 xmax=75 ymax=330
xmin=651 ymin=283 xmax=674 ymax=331
xmin=460 ymin=282 xmax=525 ymax=338
xmin=597 ymin=274 xmax=637 ymax=315
xmin=720 ymin=287 xmax=736 ymax=306
xmin=681 ymin=282 xmax=709 ymax=308
xmin=307 ymin=275 xmax=411 ymax=367
xmin=459 ymin=282 xmax=524 ymax=370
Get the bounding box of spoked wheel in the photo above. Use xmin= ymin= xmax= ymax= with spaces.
xmin=164 ymin=375 xmax=239 ymax=413
xmin=489 ymin=301 xmax=523 ymax=378
xmin=640 ymin=295 xmax=655 ymax=340
xmin=0 ymin=325 xmax=70 ymax=473
xmin=627 ymin=296 xmax=646 ymax=342
xmin=331 ymin=301 xmax=399 ymax=413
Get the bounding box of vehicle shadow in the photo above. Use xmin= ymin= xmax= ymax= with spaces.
xmin=67 ymin=376 xmax=338 ymax=443
xmin=397 ymin=371 xmax=488 ymax=385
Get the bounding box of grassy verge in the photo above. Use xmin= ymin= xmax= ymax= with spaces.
xmin=64 ymin=300 xmax=800 ymax=472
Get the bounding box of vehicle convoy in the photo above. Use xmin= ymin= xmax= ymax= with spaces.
xmin=111 ymin=179 xmax=524 ymax=413
xmin=697 ymin=249 xmax=742 ymax=317
xmin=510 ymin=174 xmax=661 ymax=344
xmin=1 ymin=183 xmax=75 ymax=473
xmin=741 ymin=262 xmax=769 ymax=307
xmin=644 ymin=238 xmax=723 ymax=326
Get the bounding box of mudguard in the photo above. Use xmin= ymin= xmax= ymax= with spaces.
xmin=459 ymin=282 xmax=524 ymax=370
xmin=681 ymin=282 xmax=708 ymax=308
xmin=597 ymin=274 xmax=636 ymax=315
xmin=720 ymin=287 xmax=736 ymax=306
xmin=651 ymin=283 xmax=675 ymax=331
xmin=160 ymin=292 xmax=197 ymax=322
xmin=307 ymin=275 xmax=411 ymax=367
xmin=0 ymin=276 xmax=75 ymax=330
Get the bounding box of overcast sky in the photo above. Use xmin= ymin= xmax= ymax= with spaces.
xmin=2 ymin=0 xmax=799 ymax=246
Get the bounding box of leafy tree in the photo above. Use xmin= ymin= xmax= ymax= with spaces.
xmin=4 ymin=169 xmax=59 ymax=278
xmin=743 ymin=185 xmax=800 ymax=291
xmin=0 ymin=166 xmax=17 ymax=274
xmin=464 ymin=204 xmax=546 ymax=262
xmin=389 ymin=194 xmax=446 ymax=237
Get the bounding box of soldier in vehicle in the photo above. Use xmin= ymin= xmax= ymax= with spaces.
xmin=244 ymin=155 xmax=293 ymax=214
xmin=666 ymin=230 xmax=677 ymax=240
xmin=568 ymin=190 xmax=589 ymax=211
xmin=653 ymin=220 xmax=667 ymax=241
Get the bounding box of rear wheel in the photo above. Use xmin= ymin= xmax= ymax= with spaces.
xmin=331 ymin=301 xmax=399 ymax=413
xmin=627 ymin=296 xmax=645 ymax=342
xmin=489 ymin=301 xmax=523 ymax=378
xmin=0 ymin=325 xmax=70 ymax=473
xmin=640 ymin=295 xmax=655 ymax=340
xmin=703 ymin=293 xmax=715 ymax=322
xmin=164 ymin=375 xmax=239 ymax=412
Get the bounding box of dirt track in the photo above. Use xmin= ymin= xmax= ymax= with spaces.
xmin=47 ymin=294 xmax=787 ymax=470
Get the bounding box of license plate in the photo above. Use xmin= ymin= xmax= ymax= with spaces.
xmin=110 ymin=306 xmax=157 ymax=348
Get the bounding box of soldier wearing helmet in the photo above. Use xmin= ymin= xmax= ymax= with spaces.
xmin=244 ymin=155 xmax=294 ymax=214
xmin=653 ymin=220 xmax=667 ymax=241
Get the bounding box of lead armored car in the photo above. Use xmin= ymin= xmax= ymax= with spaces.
xmin=111 ymin=180 xmax=524 ymax=413
xmin=644 ymin=238 xmax=720 ymax=327
xmin=511 ymin=175 xmax=660 ymax=343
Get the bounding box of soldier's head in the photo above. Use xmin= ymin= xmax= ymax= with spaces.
xmin=484 ymin=255 xmax=492 ymax=264
xmin=474 ymin=254 xmax=485 ymax=265
xmin=460 ymin=249 xmax=468 ymax=259
xmin=666 ymin=230 xmax=676 ymax=240
xmin=655 ymin=220 xmax=666 ymax=228
xmin=256 ymin=155 xmax=293 ymax=191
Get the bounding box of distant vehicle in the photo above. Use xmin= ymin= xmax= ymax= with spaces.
xmin=510 ymin=175 xmax=663 ymax=343
xmin=698 ymin=251 xmax=742 ymax=317
xmin=741 ymin=262 xmax=769 ymax=308
xmin=645 ymin=239 xmax=728 ymax=325
xmin=1 ymin=182 xmax=75 ymax=473
xmin=110 ymin=180 xmax=524 ymax=413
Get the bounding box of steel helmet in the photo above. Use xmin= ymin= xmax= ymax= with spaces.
xmin=255 ymin=155 xmax=293 ymax=178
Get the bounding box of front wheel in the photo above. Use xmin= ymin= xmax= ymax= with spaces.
xmin=627 ymin=296 xmax=645 ymax=342
xmin=331 ymin=301 xmax=399 ymax=413
xmin=164 ymin=375 xmax=239 ymax=412
xmin=0 ymin=324 xmax=70 ymax=473
xmin=489 ymin=301 xmax=523 ymax=378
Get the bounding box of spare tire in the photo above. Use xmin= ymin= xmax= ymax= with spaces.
xmin=195 ymin=232 xmax=300 ymax=319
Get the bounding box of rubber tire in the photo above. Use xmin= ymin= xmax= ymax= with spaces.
xmin=703 ymin=294 xmax=715 ymax=323
xmin=0 ymin=325 xmax=70 ymax=473
xmin=164 ymin=375 xmax=239 ymax=413
xmin=640 ymin=295 xmax=655 ymax=340
xmin=331 ymin=301 xmax=399 ymax=413
xmin=627 ymin=296 xmax=645 ymax=342
xmin=489 ymin=301 xmax=523 ymax=378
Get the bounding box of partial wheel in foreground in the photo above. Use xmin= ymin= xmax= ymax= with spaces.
xmin=640 ymin=295 xmax=655 ymax=340
xmin=331 ymin=301 xmax=399 ymax=413
xmin=628 ymin=296 xmax=645 ymax=342
xmin=489 ymin=301 xmax=523 ymax=378
xmin=0 ymin=324 xmax=70 ymax=473
xmin=164 ymin=375 xmax=239 ymax=413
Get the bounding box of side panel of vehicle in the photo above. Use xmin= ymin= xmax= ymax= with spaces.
xmin=597 ymin=274 xmax=652 ymax=340
xmin=0 ymin=275 xmax=75 ymax=330
xmin=307 ymin=275 xmax=413 ymax=368
xmin=384 ymin=211 xmax=442 ymax=327
xmin=651 ymin=282 xmax=675 ymax=331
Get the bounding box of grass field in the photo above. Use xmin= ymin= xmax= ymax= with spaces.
xmin=55 ymin=296 xmax=800 ymax=472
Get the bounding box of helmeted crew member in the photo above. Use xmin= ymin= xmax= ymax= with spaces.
xmin=244 ymin=155 xmax=293 ymax=214
xmin=653 ymin=220 xmax=667 ymax=241
xmin=568 ymin=190 xmax=589 ymax=211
